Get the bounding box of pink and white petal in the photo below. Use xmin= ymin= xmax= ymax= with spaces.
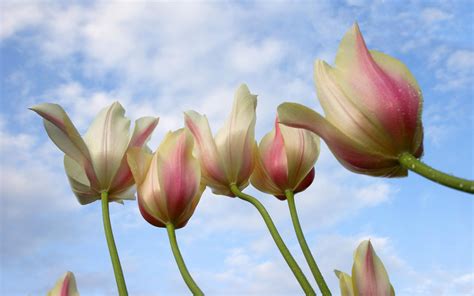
xmin=83 ymin=102 xmax=131 ymax=190
xmin=137 ymin=192 xmax=166 ymax=228
xmin=184 ymin=110 xmax=227 ymax=186
xmin=278 ymin=103 xmax=405 ymax=177
xmin=109 ymin=185 xmax=136 ymax=202
xmin=47 ymin=271 xmax=79 ymax=296
xmin=279 ymin=122 xmax=320 ymax=190
xmin=334 ymin=270 xmax=355 ymax=296
xmin=30 ymin=103 xmax=99 ymax=189
xmin=259 ymin=120 xmax=288 ymax=189
xmin=315 ymin=60 xmax=393 ymax=154
xmin=250 ymin=147 xmax=284 ymax=196
xmin=129 ymin=116 xmax=160 ymax=147
xmin=352 ymin=240 xmax=392 ymax=296
xmin=175 ymin=183 xmax=206 ymax=229
xmin=126 ymin=147 xmax=154 ymax=186
xmin=214 ymin=84 xmax=257 ymax=184
xmin=64 ymin=155 xmax=99 ymax=205
xmin=157 ymin=129 xmax=201 ymax=224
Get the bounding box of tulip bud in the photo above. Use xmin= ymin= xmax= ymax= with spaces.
xmin=278 ymin=23 xmax=423 ymax=177
xmin=335 ymin=240 xmax=395 ymax=296
xmin=47 ymin=271 xmax=79 ymax=296
xmin=184 ymin=84 xmax=258 ymax=196
xmin=250 ymin=117 xmax=320 ymax=199
xmin=127 ymin=128 xmax=204 ymax=228
xmin=30 ymin=102 xmax=158 ymax=204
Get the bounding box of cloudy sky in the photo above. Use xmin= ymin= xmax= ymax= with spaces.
xmin=1 ymin=1 xmax=472 ymax=295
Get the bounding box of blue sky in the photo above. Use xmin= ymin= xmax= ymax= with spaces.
xmin=0 ymin=1 xmax=472 ymax=295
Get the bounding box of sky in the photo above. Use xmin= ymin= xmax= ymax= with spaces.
xmin=0 ymin=0 xmax=473 ymax=295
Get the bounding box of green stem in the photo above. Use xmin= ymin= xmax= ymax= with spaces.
xmin=399 ymin=152 xmax=474 ymax=194
xmin=285 ymin=190 xmax=331 ymax=296
xmin=166 ymin=223 xmax=204 ymax=296
xmin=101 ymin=191 xmax=128 ymax=296
xmin=230 ymin=184 xmax=316 ymax=296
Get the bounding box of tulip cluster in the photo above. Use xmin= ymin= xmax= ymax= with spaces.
xmin=32 ymin=22 xmax=472 ymax=296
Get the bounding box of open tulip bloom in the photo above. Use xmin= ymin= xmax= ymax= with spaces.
xmin=31 ymin=102 xmax=159 ymax=295
xmin=127 ymin=128 xmax=205 ymax=295
xmin=335 ymin=240 xmax=395 ymax=296
xmin=278 ymin=23 xmax=473 ymax=194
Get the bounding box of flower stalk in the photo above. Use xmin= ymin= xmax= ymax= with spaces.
xmin=285 ymin=190 xmax=331 ymax=295
xmin=101 ymin=191 xmax=128 ymax=296
xmin=230 ymin=184 xmax=316 ymax=295
xmin=166 ymin=223 xmax=204 ymax=296
xmin=399 ymin=153 xmax=474 ymax=194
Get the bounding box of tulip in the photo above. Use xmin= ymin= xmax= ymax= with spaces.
xmin=278 ymin=23 xmax=423 ymax=177
xmin=184 ymin=84 xmax=257 ymax=196
xmin=31 ymin=102 xmax=158 ymax=295
xmin=127 ymin=128 xmax=205 ymax=295
xmin=335 ymin=240 xmax=395 ymax=296
xmin=30 ymin=102 xmax=159 ymax=204
xmin=47 ymin=271 xmax=79 ymax=296
xmin=251 ymin=117 xmax=320 ymax=199
xmin=127 ymin=128 xmax=204 ymax=228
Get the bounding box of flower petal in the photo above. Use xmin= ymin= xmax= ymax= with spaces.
xmin=184 ymin=110 xmax=227 ymax=187
xmin=83 ymin=102 xmax=131 ymax=191
xmin=334 ymin=270 xmax=355 ymax=296
xmin=47 ymin=271 xmax=79 ymax=296
xmin=30 ymin=103 xmax=99 ymax=189
xmin=278 ymin=102 xmax=406 ymax=177
xmin=352 ymin=240 xmax=392 ymax=296
xmin=138 ymin=151 xmax=169 ymax=225
xmin=279 ymin=121 xmax=320 ymax=190
xmin=259 ymin=119 xmax=288 ymax=189
xmin=126 ymin=147 xmax=154 ymax=186
xmin=64 ymin=155 xmax=99 ymax=205
xmin=175 ymin=183 xmax=206 ymax=229
xmin=157 ymin=128 xmax=201 ymax=224
xmin=214 ymin=84 xmax=257 ymax=187
xmin=110 ymin=116 xmax=159 ymax=193
xmin=250 ymin=146 xmax=284 ymax=197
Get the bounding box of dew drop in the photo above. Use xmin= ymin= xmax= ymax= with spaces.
xmin=459 ymin=184 xmax=464 ymax=188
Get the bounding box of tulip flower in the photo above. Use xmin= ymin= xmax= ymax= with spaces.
xmin=251 ymin=117 xmax=320 ymax=199
xmin=127 ymin=128 xmax=204 ymax=295
xmin=278 ymin=23 xmax=474 ymax=194
xmin=335 ymin=240 xmax=394 ymax=296
xmin=127 ymin=128 xmax=204 ymax=229
xmin=31 ymin=102 xmax=158 ymax=296
xmin=47 ymin=271 xmax=79 ymax=296
xmin=184 ymin=84 xmax=257 ymax=196
xmin=30 ymin=102 xmax=159 ymax=204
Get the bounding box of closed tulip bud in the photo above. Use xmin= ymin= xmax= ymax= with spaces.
xmin=30 ymin=102 xmax=158 ymax=204
xmin=251 ymin=117 xmax=320 ymax=199
xmin=184 ymin=84 xmax=258 ymax=196
xmin=278 ymin=23 xmax=423 ymax=177
xmin=47 ymin=271 xmax=79 ymax=296
xmin=335 ymin=240 xmax=395 ymax=296
xmin=127 ymin=128 xmax=204 ymax=228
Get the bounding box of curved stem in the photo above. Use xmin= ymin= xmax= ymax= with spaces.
xmin=230 ymin=184 xmax=316 ymax=296
xmin=286 ymin=190 xmax=331 ymax=296
xmin=399 ymin=152 xmax=474 ymax=194
xmin=166 ymin=223 xmax=204 ymax=296
xmin=101 ymin=191 xmax=128 ymax=296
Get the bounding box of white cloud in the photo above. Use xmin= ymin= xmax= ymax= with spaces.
xmin=421 ymin=8 xmax=453 ymax=24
